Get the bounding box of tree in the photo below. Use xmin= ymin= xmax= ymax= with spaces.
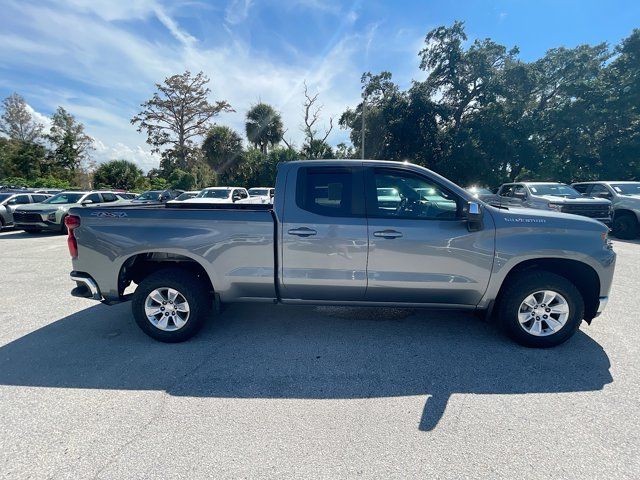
xmin=219 ymin=147 xmax=296 ymax=187
xmin=131 ymin=71 xmax=233 ymax=173
xmin=45 ymin=107 xmax=94 ymax=177
xmin=300 ymin=82 xmax=334 ymax=158
xmin=202 ymin=125 xmax=243 ymax=174
xmin=245 ymin=103 xmax=284 ymax=153
xmin=93 ymin=160 xmax=144 ymax=190
xmin=168 ymin=168 xmax=197 ymax=190
xmin=0 ymin=93 xmax=44 ymax=142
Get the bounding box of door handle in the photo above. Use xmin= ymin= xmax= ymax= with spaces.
xmin=373 ymin=230 xmax=403 ymax=239
xmin=288 ymin=227 xmax=317 ymax=237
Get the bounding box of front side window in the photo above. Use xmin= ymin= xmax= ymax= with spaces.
xmin=199 ymin=189 xmax=231 ymax=199
xmin=513 ymin=185 xmax=527 ymax=199
xmin=572 ymin=184 xmax=590 ymax=194
xmin=368 ymin=169 xmax=459 ymax=219
xmin=589 ymin=184 xmax=612 ymax=197
xmin=84 ymin=193 xmax=102 ymax=203
xmin=296 ymin=167 xmax=357 ymax=217
xmin=499 ymin=185 xmax=515 ymax=197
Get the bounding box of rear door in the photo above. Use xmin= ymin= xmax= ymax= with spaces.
xmin=280 ymin=165 xmax=368 ymax=300
xmin=364 ymin=166 xmax=494 ymax=305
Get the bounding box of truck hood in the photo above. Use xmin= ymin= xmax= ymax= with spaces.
xmin=491 ymin=205 xmax=608 ymax=232
xmin=538 ymin=195 xmax=611 ymax=206
xmin=13 ymin=203 xmax=74 ymax=212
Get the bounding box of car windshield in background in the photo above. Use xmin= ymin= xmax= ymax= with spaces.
xmin=42 ymin=193 xmax=84 ymax=204
xmin=0 ymin=193 xmax=13 ymax=202
xmin=611 ymin=183 xmax=640 ymax=196
xmin=198 ymin=189 xmax=231 ymax=199
xmin=175 ymin=192 xmax=197 ymax=201
xmin=528 ymin=184 xmax=580 ymax=197
xmin=137 ymin=191 xmax=161 ymax=200
xmin=248 ymin=189 xmax=269 ymax=196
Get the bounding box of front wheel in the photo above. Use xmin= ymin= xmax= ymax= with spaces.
xmin=612 ymin=212 xmax=639 ymax=240
xmin=498 ymin=272 xmax=584 ymax=348
xmin=132 ymin=268 xmax=212 ymax=342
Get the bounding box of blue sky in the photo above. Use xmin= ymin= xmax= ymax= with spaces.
xmin=1 ymin=0 xmax=638 ymax=170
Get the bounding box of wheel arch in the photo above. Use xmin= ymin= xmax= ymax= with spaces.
xmin=117 ymin=251 xmax=214 ymax=298
xmin=495 ymin=258 xmax=600 ymax=321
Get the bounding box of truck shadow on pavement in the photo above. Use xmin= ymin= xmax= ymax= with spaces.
xmin=0 ymin=302 xmax=612 ymax=431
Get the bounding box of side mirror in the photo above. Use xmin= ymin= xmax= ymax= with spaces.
xmin=513 ymin=192 xmax=527 ymax=200
xmin=465 ymin=201 xmax=483 ymax=231
xmin=82 ymin=199 xmax=93 ymax=205
xmin=594 ymin=192 xmax=611 ymax=199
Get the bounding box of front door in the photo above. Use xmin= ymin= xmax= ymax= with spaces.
xmin=280 ymin=165 xmax=368 ymax=301
xmin=364 ymin=166 xmax=494 ymax=305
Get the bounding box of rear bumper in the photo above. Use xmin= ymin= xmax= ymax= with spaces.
xmin=70 ymin=272 xmax=102 ymax=301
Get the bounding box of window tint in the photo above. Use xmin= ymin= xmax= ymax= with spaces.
xmin=85 ymin=193 xmax=101 ymax=203
xmin=13 ymin=195 xmax=30 ymax=204
xmin=32 ymin=194 xmax=48 ymax=202
xmin=589 ymin=184 xmax=611 ymax=197
xmin=572 ymin=184 xmax=590 ymax=194
xmin=296 ymin=167 xmax=355 ymax=217
xmin=499 ymin=185 xmax=515 ymax=197
xmin=369 ymin=169 xmax=459 ymax=219
xmin=513 ymin=185 xmax=527 ymax=198
xmin=101 ymin=192 xmax=118 ymax=202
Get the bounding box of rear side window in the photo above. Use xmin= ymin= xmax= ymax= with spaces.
xmin=101 ymin=192 xmax=118 ymax=202
xmin=32 ymin=194 xmax=48 ymax=202
xmin=572 ymin=184 xmax=590 ymax=194
xmin=85 ymin=193 xmax=101 ymax=203
xmin=296 ymin=167 xmax=359 ymax=217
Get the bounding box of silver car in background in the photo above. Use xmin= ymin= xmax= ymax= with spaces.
xmin=0 ymin=192 xmax=51 ymax=228
xmin=573 ymin=181 xmax=640 ymax=239
xmin=490 ymin=182 xmax=612 ymax=225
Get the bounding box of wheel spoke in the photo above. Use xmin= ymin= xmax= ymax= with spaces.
xmin=545 ymin=317 xmax=563 ymax=332
xmin=173 ymin=315 xmax=187 ymax=329
xmin=149 ymin=290 xmax=165 ymax=304
xmin=156 ymin=316 xmax=169 ymax=330
xmin=145 ymin=307 xmax=162 ymax=317
xmin=542 ymin=291 xmax=556 ymax=306
xmin=175 ymin=302 xmax=189 ymax=313
xmin=522 ymin=295 xmax=537 ymax=309
xmin=529 ymin=319 xmax=542 ymax=335
xmin=167 ymin=289 xmax=179 ymax=303
xmin=550 ymin=304 xmax=569 ymax=315
xmin=518 ymin=311 xmax=532 ymax=324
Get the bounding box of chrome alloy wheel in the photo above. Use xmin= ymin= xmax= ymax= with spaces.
xmin=517 ymin=290 xmax=570 ymax=337
xmin=144 ymin=287 xmax=190 ymax=331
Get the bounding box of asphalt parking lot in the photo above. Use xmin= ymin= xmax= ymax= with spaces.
xmin=0 ymin=229 xmax=638 ymax=479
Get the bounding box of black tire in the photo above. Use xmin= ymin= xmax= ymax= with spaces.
xmin=132 ymin=268 xmax=212 ymax=342
xmin=23 ymin=227 xmax=42 ymax=234
xmin=498 ymin=271 xmax=584 ymax=348
xmin=612 ymin=212 xmax=639 ymax=240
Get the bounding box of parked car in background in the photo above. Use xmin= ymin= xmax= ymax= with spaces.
xmin=248 ymin=187 xmax=275 ymax=198
xmin=182 ymin=187 xmax=250 ymax=204
xmin=572 ymin=181 xmax=640 ymax=239
xmin=66 ymin=159 xmax=615 ymax=348
xmin=465 ymin=186 xmax=495 ymax=201
xmin=132 ymin=189 xmax=183 ymax=204
xmin=489 ymin=182 xmax=612 ymax=225
xmin=171 ymin=191 xmax=200 ymax=202
xmin=13 ymin=190 xmax=122 ymax=233
xmin=0 ymin=192 xmax=51 ymax=229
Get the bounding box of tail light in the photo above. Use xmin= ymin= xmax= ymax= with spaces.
xmin=65 ymin=215 xmax=81 ymax=259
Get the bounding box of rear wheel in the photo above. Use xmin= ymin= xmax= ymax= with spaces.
xmin=498 ymin=272 xmax=584 ymax=348
xmin=132 ymin=268 xmax=212 ymax=342
xmin=612 ymin=212 xmax=639 ymax=239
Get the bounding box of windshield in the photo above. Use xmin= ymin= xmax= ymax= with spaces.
xmin=198 ymin=189 xmax=231 ymax=199
xmin=528 ymin=184 xmax=580 ymax=197
xmin=0 ymin=193 xmax=13 ymax=203
xmin=175 ymin=192 xmax=197 ymax=200
xmin=42 ymin=193 xmax=84 ymax=204
xmin=137 ymin=191 xmax=161 ymax=200
xmin=248 ymin=189 xmax=269 ymax=197
xmin=611 ymin=183 xmax=640 ymax=195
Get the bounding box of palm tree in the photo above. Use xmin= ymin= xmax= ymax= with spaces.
xmin=245 ymin=103 xmax=284 ymax=154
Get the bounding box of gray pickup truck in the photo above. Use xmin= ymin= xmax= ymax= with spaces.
xmin=489 ymin=182 xmax=612 ymax=225
xmin=572 ymin=181 xmax=640 ymax=239
xmin=66 ymin=160 xmax=615 ymax=348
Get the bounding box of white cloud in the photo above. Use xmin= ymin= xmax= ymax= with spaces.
xmin=225 ymin=0 xmax=253 ymax=25
xmin=1 ymin=0 xmax=390 ymax=171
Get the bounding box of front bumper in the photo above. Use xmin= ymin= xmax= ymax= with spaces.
xmin=595 ymin=296 xmax=608 ymax=317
